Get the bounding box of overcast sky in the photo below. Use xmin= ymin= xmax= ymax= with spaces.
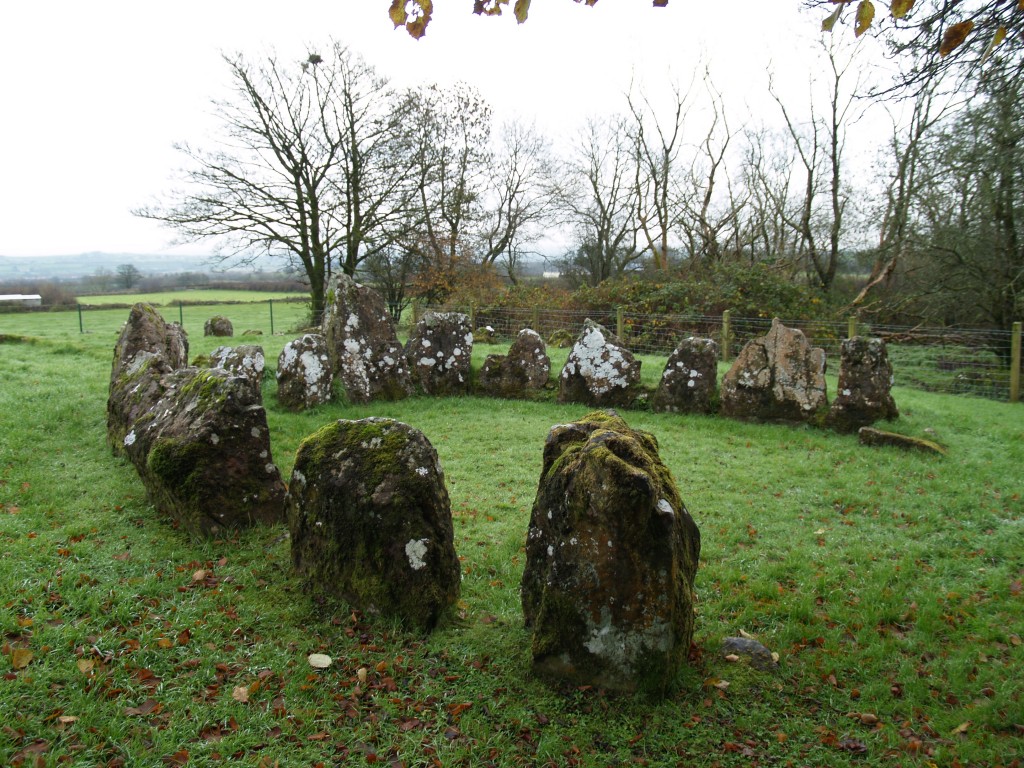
xmin=0 ymin=1 xmax=878 ymax=259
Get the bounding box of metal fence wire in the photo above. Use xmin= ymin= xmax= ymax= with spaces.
xmin=442 ymin=305 xmax=1022 ymax=403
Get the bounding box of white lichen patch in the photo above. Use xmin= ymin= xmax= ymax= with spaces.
xmin=416 ymin=467 xmax=429 ymax=477
xmin=211 ymin=434 xmax=220 ymax=445
xmin=405 ymin=538 xmax=430 ymax=570
xmin=251 ymin=427 xmax=261 ymax=438
xmin=123 ymin=430 xmax=136 ymax=447
xmin=657 ymin=499 xmax=674 ymax=517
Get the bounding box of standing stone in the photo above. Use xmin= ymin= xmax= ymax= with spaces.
xmin=209 ymin=344 xmax=265 ymax=394
xmin=276 ymin=334 xmax=333 ymax=411
xmin=521 ymin=411 xmax=700 ymax=694
xmin=107 ymin=303 xmax=189 ymax=455
xmin=404 ymin=312 xmax=474 ymax=396
xmin=651 ymin=337 xmax=720 ymax=414
xmin=557 ymin=319 xmax=641 ymax=408
xmin=288 ymin=418 xmax=461 ymax=632
xmin=826 ymin=337 xmax=898 ymax=433
xmin=477 ymin=328 xmax=551 ymax=399
xmin=204 ymin=316 xmax=234 ymax=337
xmin=121 ymin=367 xmax=286 ymax=538
xmin=720 ymin=318 xmax=828 ymax=423
xmin=322 ymin=274 xmax=413 ymax=403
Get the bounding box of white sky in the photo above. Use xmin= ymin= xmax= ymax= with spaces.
xmin=0 ymin=1 xmax=880 ymax=259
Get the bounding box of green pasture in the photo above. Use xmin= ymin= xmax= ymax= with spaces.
xmin=0 ymin=302 xmax=1021 ymax=766
xmin=76 ymin=289 xmax=308 ymax=307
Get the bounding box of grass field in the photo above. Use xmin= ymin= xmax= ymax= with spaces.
xmin=1 ymin=302 xmax=1022 ymax=767
xmin=76 ymin=290 xmax=308 ymax=306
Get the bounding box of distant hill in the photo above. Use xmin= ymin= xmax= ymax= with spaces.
xmin=0 ymin=252 xmax=282 ymax=280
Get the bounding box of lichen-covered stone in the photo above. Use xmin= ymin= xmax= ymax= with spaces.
xmin=287 ymin=418 xmax=461 ymax=632
xmin=121 ymin=367 xmax=286 ymax=537
xmin=322 ymin=274 xmax=413 ymax=404
xmin=826 ymin=336 xmax=898 ymax=433
xmin=651 ymin=337 xmax=719 ymax=414
xmin=521 ymin=410 xmax=700 ymax=694
xmin=557 ymin=320 xmax=641 ymax=409
xmin=477 ymin=328 xmax=551 ymax=399
xmin=208 ymin=344 xmax=265 ymax=395
xmin=276 ymin=334 xmax=333 ymax=411
xmin=107 ymin=303 xmax=189 ymax=454
xmin=720 ymin=318 xmax=828 ymax=423
xmin=404 ymin=312 xmax=473 ymax=396
xmin=204 ymin=315 xmax=234 ymax=337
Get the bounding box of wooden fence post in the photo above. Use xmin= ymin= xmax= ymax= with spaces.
xmin=531 ymin=307 xmax=540 ymax=333
xmin=721 ymin=310 xmax=732 ymax=362
xmin=616 ymin=306 xmax=624 ymax=340
xmin=1011 ymin=321 xmax=1022 ymax=403
xmin=848 ymin=315 xmax=857 ymax=339
xmin=469 ymin=302 xmax=476 ymax=330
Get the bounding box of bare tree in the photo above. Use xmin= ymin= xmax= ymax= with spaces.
xmin=556 ymin=116 xmax=641 ymax=286
xmin=476 ymin=119 xmax=556 ymax=283
xmin=627 ymin=79 xmax=691 ymax=272
xmin=136 ymin=43 xmax=409 ymax=322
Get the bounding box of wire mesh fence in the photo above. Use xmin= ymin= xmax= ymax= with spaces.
xmin=2 ymin=298 xmax=1019 ymax=402
xmin=437 ymin=304 xmax=1023 ymax=403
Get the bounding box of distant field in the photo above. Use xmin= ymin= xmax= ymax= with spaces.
xmin=76 ymin=289 xmax=308 ymax=306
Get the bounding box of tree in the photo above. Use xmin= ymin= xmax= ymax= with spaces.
xmin=805 ymin=0 xmax=1023 ymax=93
xmin=116 ymin=264 xmax=142 ymax=290
xmin=403 ymin=83 xmax=492 ymax=303
xmin=136 ymin=43 xmax=412 ymax=323
xmin=476 ymin=119 xmax=557 ymax=282
xmin=362 ymin=243 xmax=417 ymax=321
xmin=555 ymin=116 xmax=642 ymax=287
xmin=907 ymin=59 xmax=1023 ymax=340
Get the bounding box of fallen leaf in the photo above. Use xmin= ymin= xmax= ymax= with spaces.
xmin=77 ymin=658 xmax=95 ymax=675
xmin=11 ymin=648 xmax=33 ymax=670
xmin=356 ymin=666 xmax=368 ymax=683
xmin=232 ymin=685 xmax=249 ymax=704
xmin=951 ymin=721 xmax=971 ymax=735
xmin=125 ymin=698 xmax=161 ymax=717
xmin=57 ymin=716 xmax=78 ymax=726
xmin=307 ymin=653 xmax=332 ymax=669
xmin=192 ymin=570 xmax=208 ymax=582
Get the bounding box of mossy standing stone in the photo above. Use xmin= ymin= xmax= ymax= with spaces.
xmin=276 ymin=334 xmax=333 ymax=411
xmin=477 ymin=328 xmax=551 ymax=399
xmin=122 ymin=367 xmax=286 ymax=537
xmin=651 ymin=336 xmax=720 ymax=414
xmin=287 ymin=418 xmax=461 ymax=632
xmin=521 ymin=410 xmax=700 ymax=694
xmin=826 ymin=336 xmax=898 ymax=433
xmin=404 ymin=312 xmax=474 ymax=396
xmin=107 ymin=303 xmax=188 ymax=455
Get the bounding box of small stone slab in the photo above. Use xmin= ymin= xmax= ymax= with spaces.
xmin=204 ymin=315 xmax=234 ymax=337
xmin=721 ymin=636 xmax=778 ymax=671
xmin=287 ymin=418 xmax=461 ymax=632
xmin=477 ymin=328 xmax=551 ymax=399
xmin=858 ymin=427 xmax=946 ymax=455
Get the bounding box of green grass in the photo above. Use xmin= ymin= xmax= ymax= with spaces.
xmin=1 ymin=304 xmax=1022 ymax=767
xmin=76 ymin=289 xmax=308 ymax=306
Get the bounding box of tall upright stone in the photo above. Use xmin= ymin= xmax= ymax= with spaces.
xmin=826 ymin=336 xmax=898 ymax=432
xmin=322 ymin=274 xmax=413 ymax=404
xmin=288 ymin=418 xmax=461 ymax=632
xmin=521 ymin=411 xmax=700 ymax=694
xmin=107 ymin=303 xmax=188 ymax=455
xmin=651 ymin=337 xmax=719 ymax=414
xmin=557 ymin=319 xmax=641 ymax=408
xmin=720 ymin=318 xmax=828 ymax=423
xmin=405 ymin=312 xmax=474 ymax=396
xmin=276 ymin=334 xmax=333 ymax=411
